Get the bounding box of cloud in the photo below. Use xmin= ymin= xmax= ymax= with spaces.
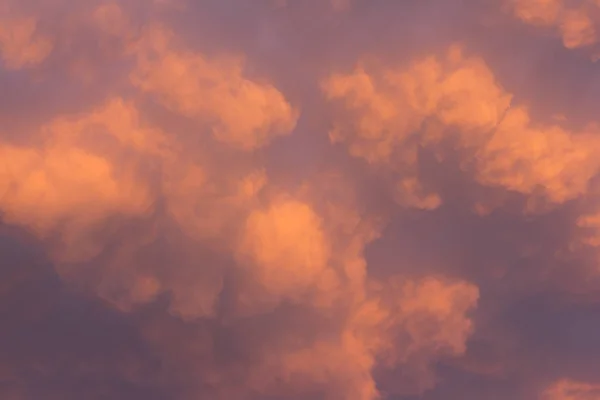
xmin=129 ymin=24 xmax=298 ymax=151
xmin=2 ymin=0 xmax=600 ymax=399
xmin=236 ymin=197 xmax=333 ymax=303
xmin=543 ymin=378 xmax=600 ymax=400
xmin=323 ymin=44 xmax=600 ymax=210
xmin=0 ymin=98 xmax=155 ymax=261
xmin=507 ymin=0 xmax=600 ymax=53
xmin=0 ymin=14 xmax=53 ymax=69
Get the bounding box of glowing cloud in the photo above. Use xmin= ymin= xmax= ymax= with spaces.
xmin=130 ymin=25 xmax=298 ymax=151
xmin=2 ymin=1 xmax=600 ymax=399
xmin=324 ymin=44 xmax=600 ymax=209
xmin=508 ymin=0 xmax=600 ymax=51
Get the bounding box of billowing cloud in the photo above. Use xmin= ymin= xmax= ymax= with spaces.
xmin=2 ymin=0 xmax=600 ymax=399
xmin=507 ymin=0 xmax=600 ymax=54
xmin=0 ymin=98 xmax=156 ymax=260
xmin=129 ymin=24 xmax=298 ymax=151
xmin=323 ymin=44 xmax=600 ymax=210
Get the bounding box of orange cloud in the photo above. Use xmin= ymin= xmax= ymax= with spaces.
xmin=10 ymin=2 xmax=594 ymax=399
xmin=0 ymin=12 xmax=53 ymax=69
xmin=237 ymin=197 xmax=333 ymax=303
xmin=129 ymin=25 xmax=298 ymax=151
xmin=233 ymin=274 xmax=478 ymax=400
xmin=0 ymin=99 xmax=156 ymax=263
xmin=1 ymin=3 xmax=299 ymax=319
xmin=543 ymin=378 xmax=600 ymax=399
xmin=324 ymin=44 xmax=600 ymax=210
xmin=508 ymin=0 xmax=600 ymax=51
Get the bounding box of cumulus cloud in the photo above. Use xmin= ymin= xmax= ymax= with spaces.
xmin=2 ymin=0 xmax=600 ymax=399
xmin=129 ymin=24 xmax=298 ymax=151
xmin=507 ymin=0 xmax=600 ymax=54
xmin=0 ymin=98 xmax=156 ymax=260
xmin=323 ymin=44 xmax=600 ymax=210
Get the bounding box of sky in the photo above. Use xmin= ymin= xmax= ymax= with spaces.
xmin=2 ymin=0 xmax=600 ymax=399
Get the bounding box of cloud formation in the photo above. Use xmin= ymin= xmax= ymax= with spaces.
xmin=323 ymin=44 xmax=600 ymax=211
xmin=1 ymin=0 xmax=600 ymax=399
xmin=543 ymin=379 xmax=600 ymax=400
xmin=507 ymin=0 xmax=600 ymax=55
